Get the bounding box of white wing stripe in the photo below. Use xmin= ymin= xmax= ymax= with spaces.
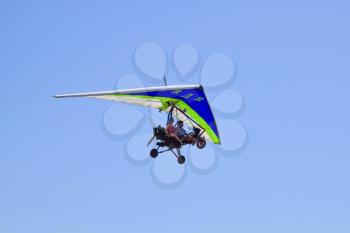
xmin=54 ymin=84 xmax=201 ymax=98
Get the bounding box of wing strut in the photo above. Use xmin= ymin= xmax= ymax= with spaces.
xmin=167 ymin=103 xmax=175 ymax=122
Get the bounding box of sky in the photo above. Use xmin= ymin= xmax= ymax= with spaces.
xmin=1 ymin=0 xmax=350 ymax=232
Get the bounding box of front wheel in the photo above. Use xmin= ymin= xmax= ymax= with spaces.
xmin=177 ymin=155 xmax=186 ymax=164
xmin=196 ymin=138 xmax=206 ymax=149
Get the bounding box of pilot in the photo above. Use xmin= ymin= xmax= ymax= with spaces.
xmin=175 ymin=121 xmax=186 ymax=138
xmin=175 ymin=121 xmax=195 ymax=143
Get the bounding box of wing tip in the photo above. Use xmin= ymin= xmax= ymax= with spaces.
xmin=53 ymin=94 xmax=69 ymax=98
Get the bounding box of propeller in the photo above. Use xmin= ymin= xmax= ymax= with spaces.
xmin=146 ymin=135 xmax=156 ymax=146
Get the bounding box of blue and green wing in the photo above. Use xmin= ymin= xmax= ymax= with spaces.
xmin=55 ymin=84 xmax=221 ymax=144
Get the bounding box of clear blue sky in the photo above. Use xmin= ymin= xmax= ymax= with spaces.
xmin=1 ymin=0 xmax=350 ymax=232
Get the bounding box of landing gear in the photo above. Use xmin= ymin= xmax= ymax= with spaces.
xmin=177 ymin=155 xmax=186 ymax=164
xmin=150 ymin=147 xmax=186 ymax=165
xmin=174 ymin=148 xmax=185 ymax=165
xmin=196 ymin=138 xmax=206 ymax=149
xmin=150 ymin=149 xmax=158 ymax=158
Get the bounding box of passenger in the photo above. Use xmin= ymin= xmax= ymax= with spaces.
xmin=166 ymin=118 xmax=181 ymax=142
xmin=166 ymin=118 xmax=175 ymax=135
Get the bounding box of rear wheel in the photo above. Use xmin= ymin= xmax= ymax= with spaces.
xmin=150 ymin=149 xmax=158 ymax=158
xmin=196 ymin=138 xmax=206 ymax=149
xmin=177 ymin=155 xmax=186 ymax=164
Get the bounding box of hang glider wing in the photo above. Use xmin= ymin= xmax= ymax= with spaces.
xmin=55 ymin=84 xmax=220 ymax=144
